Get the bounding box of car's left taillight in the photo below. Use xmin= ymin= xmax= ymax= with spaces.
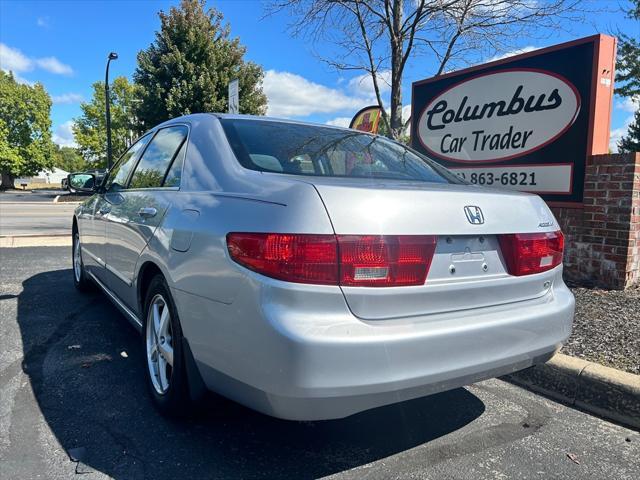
xmin=226 ymin=233 xmax=339 ymax=285
xmin=498 ymin=231 xmax=564 ymax=276
xmin=226 ymin=233 xmax=437 ymax=287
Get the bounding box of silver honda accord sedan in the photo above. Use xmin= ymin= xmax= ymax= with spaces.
xmin=70 ymin=113 xmax=575 ymax=420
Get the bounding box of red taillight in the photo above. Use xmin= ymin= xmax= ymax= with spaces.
xmin=226 ymin=233 xmax=338 ymax=285
xmin=226 ymin=233 xmax=437 ymax=287
xmin=498 ymin=231 xmax=564 ymax=276
xmin=338 ymin=235 xmax=437 ymax=287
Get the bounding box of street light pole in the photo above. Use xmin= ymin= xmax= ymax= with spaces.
xmin=105 ymin=52 xmax=118 ymax=170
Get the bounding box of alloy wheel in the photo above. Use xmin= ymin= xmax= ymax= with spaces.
xmin=146 ymin=294 xmax=174 ymax=395
xmin=73 ymin=234 xmax=82 ymax=282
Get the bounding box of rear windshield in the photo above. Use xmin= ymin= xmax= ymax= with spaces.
xmin=220 ymin=119 xmax=462 ymax=184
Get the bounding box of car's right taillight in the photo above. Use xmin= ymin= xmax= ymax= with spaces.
xmin=498 ymin=231 xmax=564 ymax=276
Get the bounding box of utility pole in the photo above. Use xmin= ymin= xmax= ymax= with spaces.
xmin=105 ymin=52 xmax=118 ymax=170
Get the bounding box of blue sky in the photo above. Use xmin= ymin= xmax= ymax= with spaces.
xmin=0 ymin=0 xmax=637 ymax=151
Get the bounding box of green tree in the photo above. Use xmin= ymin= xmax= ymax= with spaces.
xmin=134 ymin=0 xmax=267 ymax=130
xmin=618 ymin=110 xmax=640 ymax=153
xmin=73 ymin=76 xmax=140 ymax=167
xmin=615 ymin=1 xmax=640 ymax=99
xmin=615 ymin=0 xmax=640 ymax=152
xmin=128 ymin=168 xmax=165 ymax=189
xmin=0 ymin=71 xmax=54 ymax=188
xmin=53 ymin=145 xmax=86 ymax=173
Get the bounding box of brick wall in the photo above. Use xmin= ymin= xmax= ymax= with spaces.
xmin=551 ymin=152 xmax=640 ymax=289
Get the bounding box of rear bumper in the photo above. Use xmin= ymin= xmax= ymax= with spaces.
xmin=175 ymin=269 xmax=575 ymax=420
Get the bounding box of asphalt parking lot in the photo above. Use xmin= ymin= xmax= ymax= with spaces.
xmin=0 ymin=191 xmax=77 ymax=236
xmin=0 ymin=246 xmax=639 ymax=480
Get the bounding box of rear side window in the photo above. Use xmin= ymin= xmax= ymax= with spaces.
xmin=104 ymin=134 xmax=152 ymax=192
xmin=163 ymin=141 xmax=186 ymax=187
xmin=128 ymin=126 xmax=188 ymax=189
xmin=220 ymin=119 xmax=462 ymax=184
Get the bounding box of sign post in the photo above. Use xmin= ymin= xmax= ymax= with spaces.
xmin=411 ymin=34 xmax=616 ymax=205
xmin=228 ymin=78 xmax=239 ymax=114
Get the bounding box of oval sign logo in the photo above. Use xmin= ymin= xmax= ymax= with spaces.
xmin=417 ymin=69 xmax=581 ymax=163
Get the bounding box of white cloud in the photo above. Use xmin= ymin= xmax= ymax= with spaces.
xmin=402 ymin=104 xmax=411 ymax=123
xmin=52 ymin=121 xmax=76 ymax=148
xmin=610 ymin=123 xmax=630 ymax=152
xmin=11 ymin=72 xmax=34 ymax=85
xmin=263 ymin=69 xmax=399 ymax=119
xmin=0 ymin=43 xmax=32 ymax=72
xmin=52 ymin=92 xmax=84 ymax=104
xmin=609 ymin=95 xmax=639 ymax=152
xmin=35 ymin=57 xmax=72 ymax=75
xmin=36 ymin=17 xmax=49 ymax=28
xmin=0 ymin=43 xmax=73 ymax=77
xmin=609 ymin=113 xmax=635 ymax=153
xmin=616 ymin=96 xmax=639 ymax=113
xmin=347 ymin=70 xmax=392 ymax=98
xmin=325 ymin=117 xmax=351 ymax=128
xmin=264 ymin=70 xmax=367 ymax=117
xmin=488 ymin=46 xmax=538 ymax=63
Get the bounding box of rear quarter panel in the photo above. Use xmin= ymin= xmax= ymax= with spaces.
xmin=147 ymin=180 xmax=334 ymax=306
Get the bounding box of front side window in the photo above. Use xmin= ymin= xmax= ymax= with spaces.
xmin=104 ymin=134 xmax=152 ymax=192
xmin=128 ymin=126 xmax=188 ymax=189
xmin=220 ymin=119 xmax=462 ymax=184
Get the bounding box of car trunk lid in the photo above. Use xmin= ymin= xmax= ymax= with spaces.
xmin=306 ymin=178 xmax=559 ymax=320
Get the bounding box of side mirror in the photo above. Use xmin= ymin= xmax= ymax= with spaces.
xmin=68 ymin=173 xmax=97 ymax=193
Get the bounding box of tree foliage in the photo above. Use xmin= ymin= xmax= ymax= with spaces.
xmin=128 ymin=168 xmax=165 ymax=189
xmin=73 ymin=76 xmax=140 ymax=167
xmin=0 ymin=71 xmax=54 ymax=188
xmin=134 ymin=0 xmax=267 ymax=130
xmin=615 ymin=0 xmax=640 ymax=99
xmin=52 ymin=145 xmax=86 ymax=173
xmin=272 ymin=0 xmax=589 ymax=139
xmin=615 ymin=0 xmax=639 ymax=152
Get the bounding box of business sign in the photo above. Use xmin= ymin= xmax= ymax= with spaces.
xmin=350 ymin=105 xmax=383 ymax=134
xmin=228 ymin=78 xmax=239 ymax=114
xmin=411 ymin=35 xmax=616 ymax=204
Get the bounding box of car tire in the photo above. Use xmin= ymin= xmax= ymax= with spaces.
xmin=72 ymin=231 xmax=93 ymax=292
xmin=143 ymin=274 xmax=191 ymax=417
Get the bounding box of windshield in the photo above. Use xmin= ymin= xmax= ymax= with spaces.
xmin=220 ymin=119 xmax=462 ymax=184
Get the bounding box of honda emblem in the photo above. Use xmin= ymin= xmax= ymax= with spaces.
xmin=464 ymin=206 xmax=484 ymax=225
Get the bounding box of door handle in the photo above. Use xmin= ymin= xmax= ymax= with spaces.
xmin=99 ymin=205 xmax=111 ymax=215
xmin=138 ymin=207 xmax=157 ymax=218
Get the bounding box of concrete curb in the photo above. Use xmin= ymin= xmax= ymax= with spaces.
xmin=0 ymin=234 xmax=71 ymax=248
xmin=504 ymin=353 xmax=640 ymax=430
